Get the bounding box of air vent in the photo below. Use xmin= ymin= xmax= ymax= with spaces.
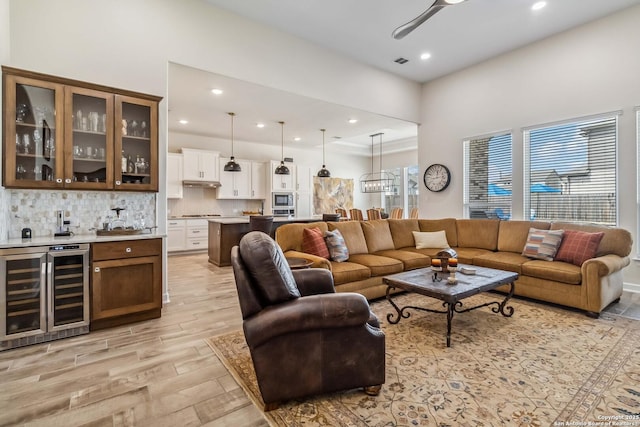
xmin=394 ymin=57 xmax=409 ymax=64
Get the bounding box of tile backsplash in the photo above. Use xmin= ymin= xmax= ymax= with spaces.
xmin=7 ymin=190 xmax=156 ymax=239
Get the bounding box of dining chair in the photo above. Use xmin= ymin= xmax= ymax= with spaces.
xmin=409 ymin=207 xmax=419 ymax=219
xmin=349 ymin=209 xmax=364 ymax=221
xmin=390 ymin=208 xmax=403 ymax=219
xmin=366 ymin=209 xmax=381 ymax=220
xmin=335 ymin=208 xmax=348 ymax=220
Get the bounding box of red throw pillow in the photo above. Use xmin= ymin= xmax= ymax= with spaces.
xmin=302 ymin=227 xmax=330 ymax=259
xmin=554 ymin=230 xmax=605 ymax=266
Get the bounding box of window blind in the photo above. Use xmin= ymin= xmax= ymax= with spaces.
xmin=523 ymin=113 xmax=618 ymax=225
xmin=463 ymin=132 xmax=512 ymax=219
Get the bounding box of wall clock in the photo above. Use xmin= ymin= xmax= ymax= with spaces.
xmin=423 ymin=163 xmax=451 ymax=192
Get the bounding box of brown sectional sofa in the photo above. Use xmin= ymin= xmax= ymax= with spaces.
xmin=275 ymin=218 xmax=632 ymax=317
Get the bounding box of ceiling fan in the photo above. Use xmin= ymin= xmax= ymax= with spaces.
xmin=392 ymin=0 xmax=468 ymax=40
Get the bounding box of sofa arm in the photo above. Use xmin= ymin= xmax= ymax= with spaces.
xmin=285 ymin=251 xmax=332 ymax=270
xmin=293 ymin=268 xmax=335 ymax=296
xmin=582 ymin=254 xmax=630 ymax=277
xmin=244 ymin=293 xmax=372 ymax=348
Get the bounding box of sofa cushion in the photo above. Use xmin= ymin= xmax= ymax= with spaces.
xmin=239 ymin=231 xmax=301 ymax=304
xmin=275 ymin=222 xmax=329 ymax=252
xmin=521 ymin=259 xmax=582 ymax=285
xmin=301 ymin=227 xmax=330 ymax=259
xmin=473 ymin=251 xmax=531 ymax=274
xmin=328 ymin=221 xmax=369 ymax=255
xmin=325 ymin=229 xmax=349 ymax=262
xmin=550 ymin=222 xmax=632 ymax=258
xmin=361 ymin=220 xmax=395 ymax=252
xmin=456 ymin=219 xmax=499 ymax=250
xmin=497 ymin=220 xmax=551 ymax=253
xmin=522 ymin=228 xmax=564 ymax=261
xmin=348 ymin=254 xmax=404 ymax=277
xmin=450 ymin=247 xmax=494 ymax=264
xmin=555 ymin=230 xmax=604 ymax=266
xmin=412 ymin=230 xmax=450 ymax=249
xmin=329 ymin=261 xmax=371 ymax=285
xmin=418 ymin=218 xmax=458 ymax=247
xmin=374 ymin=249 xmax=430 ymax=270
xmin=388 ymin=219 xmax=420 ymax=249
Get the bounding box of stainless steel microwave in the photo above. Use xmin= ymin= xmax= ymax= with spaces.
xmin=273 ymin=192 xmax=294 ymax=208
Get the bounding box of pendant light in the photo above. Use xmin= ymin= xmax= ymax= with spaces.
xmin=274 ymin=121 xmax=290 ymax=175
xmin=359 ymin=132 xmax=396 ymax=193
xmin=223 ymin=112 xmax=241 ymax=172
xmin=317 ymin=128 xmax=331 ymax=178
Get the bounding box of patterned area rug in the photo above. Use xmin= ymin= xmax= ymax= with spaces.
xmin=206 ymin=293 xmax=640 ymax=426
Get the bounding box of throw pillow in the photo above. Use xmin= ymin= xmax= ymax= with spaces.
xmin=412 ymin=230 xmax=450 ymax=249
xmin=302 ymin=227 xmax=330 ymax=259
xmin=239 ymin=231 xmax=300 ymax=305
xmin=325 ymin=229 xmax=349 ymax=262
xmin=522 ymin=228 xmax=564 ymax=261
xmin=555 ymin=230 xmax=605 ymax=266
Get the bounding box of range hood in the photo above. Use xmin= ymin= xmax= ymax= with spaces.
xmin=182 ymin=180 xmax=221 ymax=188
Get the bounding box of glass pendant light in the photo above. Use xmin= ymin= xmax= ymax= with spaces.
xmin=223 ymin=112 xmax=241 ymax=172
xmin=317 ymin=128 xmax=331 ymax=178
xmin=274 ymin=121 xmax=290 ymax=175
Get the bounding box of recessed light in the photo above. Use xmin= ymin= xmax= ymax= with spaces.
xmin=294 ymin=137 xmax=301 ymax=142
xmin=420 ymin=52 xmax=432 ymax=61
xmin=348 ymin=119 xmax=358 ymax=124
xmin=532 ymin=1 xmax=546 ymax=11
xmin=256 ymin=123 xmax=265 ymax=128
xmin=211 ymin=88 xmax=223 ymax=95
xmin=179 ymin=119 xmax=188 ymax=125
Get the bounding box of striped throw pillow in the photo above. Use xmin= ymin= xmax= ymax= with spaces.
xmin=302 ymin=227 xmax=330 ymax=259
xmin=522 ymin=228 xmax=564 ymax=261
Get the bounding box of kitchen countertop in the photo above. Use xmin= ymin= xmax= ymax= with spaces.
xmin=207 ymin=216 xmax=321 ymax=225
xmin=0 ymin=232 xmax=165 ymax=250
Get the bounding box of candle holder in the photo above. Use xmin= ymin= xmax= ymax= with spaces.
xmin=447 ymin=266 xmax=458 ymax=285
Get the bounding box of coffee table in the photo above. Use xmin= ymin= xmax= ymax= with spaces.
xmin=383 ymin=265 xmax=518 ymax=347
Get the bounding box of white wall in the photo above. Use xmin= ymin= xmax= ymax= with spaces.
xmin=419 ymin=5 xmax=640 ymax=289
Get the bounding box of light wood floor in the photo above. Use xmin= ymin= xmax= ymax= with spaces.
xmin=1 ymin=253 xmax=639 ymax=426
xmin=0 ymin=253 xmax=267 ymax=427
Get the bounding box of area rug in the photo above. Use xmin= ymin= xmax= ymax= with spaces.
xmin=206 ymin=293 xmax=640 ymax=426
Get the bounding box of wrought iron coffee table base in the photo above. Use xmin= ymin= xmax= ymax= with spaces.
xmin=385 ymin=282 xmax=515 ymax=347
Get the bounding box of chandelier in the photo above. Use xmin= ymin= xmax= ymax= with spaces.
xmin=359 ymin=132 xmax=397 ymax=193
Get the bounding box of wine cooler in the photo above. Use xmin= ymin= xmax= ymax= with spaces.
xmin=0 ymin=244 xmax=90 ymax=351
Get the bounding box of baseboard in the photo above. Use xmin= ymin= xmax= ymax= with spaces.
xmin=623 ymin=282 xmax=640 ymax=294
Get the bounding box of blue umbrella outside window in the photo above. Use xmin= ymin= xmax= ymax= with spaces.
xmin=488 ymin=183 xmax=512 ymax=196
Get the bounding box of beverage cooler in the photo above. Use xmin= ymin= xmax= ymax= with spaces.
xmin=0 ymin=244 xmax=90 ymax=351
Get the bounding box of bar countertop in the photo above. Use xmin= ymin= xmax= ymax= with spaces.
xmin=0 ymin=232 xmax=165 ymax=250
xmin=206 ymin=216 xmax=321 ymax=225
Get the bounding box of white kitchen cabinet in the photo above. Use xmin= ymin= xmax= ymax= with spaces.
xmin=217 ymin=157 xmax=252 ymax=199
xmin=296 ymin=191 xmax=313 ymax=218
xmin=167 ymin=153 xmax=183 ymax=199
xmin=186 ymin=219 xmax=208 ymax=250
xmin=167 ymin=219 xmax=186 ymax=252
xmin=181 ymin=148 xmax=219 ymax=182
xmin=251 ymin=161 xmax=267 ymax=199
xmin=270 ymin=160 xmax=296 ymax=191
xmin=296 ymin=165 xmax=312 ymax=193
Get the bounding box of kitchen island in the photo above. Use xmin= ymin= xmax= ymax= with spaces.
xmin=207 ymin=217 xmax=320 ymax=267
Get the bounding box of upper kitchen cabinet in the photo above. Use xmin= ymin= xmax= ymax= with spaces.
xmin=2 ymin=67 xmax=160 ymax=191
xmin=3 ymin=73 xmax=64 ymax=189
xmin=115 ymin=95 xmax=158 ymax=191
xmin=251 ymin=161 xmax=267 ymax=199
xmin=217 ymin=157 xmax=251 ymax=199
xmin=181 ymin=148 xmax=219 ymax=183
xmin=270 ymin=160 xmax=296 ymax=192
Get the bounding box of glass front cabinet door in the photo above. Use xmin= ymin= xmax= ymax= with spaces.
xmin=115 ymin=95 xmax=158 ymax=191
xmin=3 ymin=75 xmax=65 ymax=188
xmin=64 ymin=87 xmax=114 ymax=190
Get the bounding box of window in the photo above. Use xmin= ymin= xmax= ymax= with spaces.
xmin=524 ymin=113 xmax=619 ymax=226
xmin=464 ymin=132 xmax=512 ymax=219
xmin=381 ymin=165 xmax=418 ymax=218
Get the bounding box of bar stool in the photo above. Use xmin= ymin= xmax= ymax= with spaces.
xmin=250 ymin=215 xmax=274 ymax=235
xmin=349 ymin=209 xmax=364 ymax=221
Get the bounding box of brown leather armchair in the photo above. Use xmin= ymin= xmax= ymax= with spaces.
xmin=231 ymin=231 xmax=385 ymax=410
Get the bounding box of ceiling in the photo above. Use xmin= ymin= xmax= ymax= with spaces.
xmin=204 ymin=0 xmax=640 ymax=83
xmin=169 ymin=0 xmax=640 ymax=156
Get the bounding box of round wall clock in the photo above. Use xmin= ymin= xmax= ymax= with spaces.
xmin=423 ymin=163 xmax=451 ymax=192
